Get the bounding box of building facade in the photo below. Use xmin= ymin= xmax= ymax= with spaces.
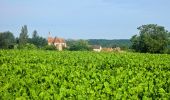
xmin=92 ymin=45 xmax=102 ymax=52
xmin=48 ymin=33 xmax=66 ymax=51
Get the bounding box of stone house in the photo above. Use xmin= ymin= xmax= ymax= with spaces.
xmin=48 ymin=33 xmax=66 ymax=51
xmin=92 ymin=45 xmax=102 ymax=52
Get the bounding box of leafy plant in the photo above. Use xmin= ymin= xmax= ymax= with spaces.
xmin=0 ymin=50 xmax=169 ymax=99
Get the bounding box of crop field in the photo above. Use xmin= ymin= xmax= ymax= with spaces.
xmin=0 ymin=50 xmax=170 ymax=99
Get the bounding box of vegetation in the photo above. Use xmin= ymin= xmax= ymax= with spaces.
xmin=18 ymin=25 xmax=29 ymax=48
xmin=0 ymin=50 xmax=169 ymax=99
xmin=0 ymin=25 xmax=48 ymax=50
xmin=0 ymin=31 xmax=15 ymax=49
xmin=67 ymin=39 xmax=91 ymax=51
xmin=29 ymin=30 xmax=47 ymax=48
xmin=0 ymin=24 xmax=170 ymax=53
xmin=0 ymin=24 xmax=170 ymax=99
xmin=131 ymin=24 xmax=170 ymax=53
xmin=88 ymin=39 xmax=131 ymax=50
xmin=43 ymin=45 xmax=57 ymax=50
xmin=23 ymin=43 xmax=37 ymax=50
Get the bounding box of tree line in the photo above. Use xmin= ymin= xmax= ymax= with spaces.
xmin=0 ymin=25 xmax=47 ymax=50
xmin=0 ymin=25 xmax=91 ymax=51
xmin=88 ymin=39 xmax=131 ymax=50
xmin=0 ymin=24 xmax=170 ymax=53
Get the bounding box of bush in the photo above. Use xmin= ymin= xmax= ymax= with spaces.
xmin=24 ymin=43 xmax=37 ymax=50
xmin=167 ymin=49 xmax=170 ymax=54
xmin=43 ymin=45 xmax=57 ymax=50
xmin=16 ymin=43 xmax=37 ymax=50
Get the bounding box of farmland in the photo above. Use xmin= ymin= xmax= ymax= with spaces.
xmin=0 ymin=50 xmax=170 ymax=99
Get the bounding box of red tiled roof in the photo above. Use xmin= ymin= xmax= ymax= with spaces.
xmin=54 ymin=37 xmax=65 ymax=43
xmin=48 ymin=37 xmax=65 ymax=43
xmin=48 ymin=37 xmax=53 ymax=43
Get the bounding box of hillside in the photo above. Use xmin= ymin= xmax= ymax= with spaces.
xmin=88 ymin=39 xmax=131 ymax=49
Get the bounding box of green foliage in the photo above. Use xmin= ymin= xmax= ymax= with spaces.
xmin=0 ymin=50 xmax=169 ymax=99
xmin=29 ymin=30 xmax=47 ymax=48
xmin=24 ymin=43 xmax=37 ymax=50
xmin=16 ymin=43 xmax=37 ymax=50
xmin=0 ymin=31 xmax=15 ymax=49
xmin=67 ymin=40 xmax=91 ymax=51
xmin=131 ymin=24 xmax=169 ymax=53
xmin=43 ymin=45 xmax=57 ymax=50
xmin=88 ymin=39 xmax=131 ymax=49
xmin=19 ymin=25 xmax=28 ymax=46
xmin=167 ymin=48 xmax=170 ymax=54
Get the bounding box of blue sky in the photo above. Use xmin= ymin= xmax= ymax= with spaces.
xmin=0 ymin=0 xmax=170 ymax=39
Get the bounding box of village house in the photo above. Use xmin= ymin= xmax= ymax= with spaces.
xmin=102 ymin=47 xmax=121 ymax=52
xmin=113 ymin=47 xmax=121 ymax=52
xmin=92 ymin=45 xmax=102 ymax=52
xmin=102 ymin=47 xmax=113 ymax=52
xmin=48 ymin=33 xmax=66 ymax=51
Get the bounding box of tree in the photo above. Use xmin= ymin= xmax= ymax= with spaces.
xmin=0 ymin=31 xmax=15 ymax=49
xmin=131 ymin=24 xmax=169 ymax=53
xmin=19 ymin=25 xmax=28 ymax=46
xmin=30 ymin=30 xmax=47 ymax=48
xmin=67 ymin=40 xmax=91 ymax=51
xmin=168 ymin=32 xmax=170 ymax=44
xmin=32 ymin=30 xmax=38 ymax=38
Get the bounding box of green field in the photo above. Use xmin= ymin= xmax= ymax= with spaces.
xmin=0 ymin=50 xmax=170 ymax=99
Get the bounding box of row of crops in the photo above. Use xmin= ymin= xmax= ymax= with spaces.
xmin=0 ymin=50 xmax=170 ymax=99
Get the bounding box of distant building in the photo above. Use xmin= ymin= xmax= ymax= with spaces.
xmin=102 ymin=48 xmax=113 ymax=52
xmin=113 ymin=47 xmax=121 ymax=52
xmin=48 ymin=33 xmax=66 ymax=51
xmin=92 ymin=45 xmax=102 ymax=52
xmin=102 ymin=47 xmax=121 ymax=52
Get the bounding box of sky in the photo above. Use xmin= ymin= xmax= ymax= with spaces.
xmin=0 ymin=0 xmax=170 ymax=39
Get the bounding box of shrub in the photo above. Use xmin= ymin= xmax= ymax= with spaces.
xmin=43 ymin=45 xmax=57 ymax=50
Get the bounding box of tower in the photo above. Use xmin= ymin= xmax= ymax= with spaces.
xmin=48 ymin=32 xmax=51 ymax=37
xmin=48 ymin=32 xmax=53 ymax=45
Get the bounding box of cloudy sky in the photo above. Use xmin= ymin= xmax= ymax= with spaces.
xmin=0 ymin=0 xmax=170 ymax=39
